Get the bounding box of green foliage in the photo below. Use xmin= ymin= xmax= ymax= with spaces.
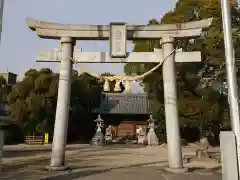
xmin=8 ymin=68 xmax=103 ymax=135
xmin=71 ymin=72 xmax=103 ymax=111
xmin=9 ymin=69 xmax=57 ymax=133
xmin=124 ymin=0 xmax=240 ymax=140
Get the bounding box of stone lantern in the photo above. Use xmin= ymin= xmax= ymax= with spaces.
xmin=91 ymin=114 xmax=105 ymax=146
xmin=147 ymin=114 xmax=159 ymax=146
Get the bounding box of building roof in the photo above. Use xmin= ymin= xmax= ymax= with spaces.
xmin=0 ymin=116 xmax=17 ymax=127
xmin=94 ymin=93 xmax=151 ymax=114
xmin=0 ymin=72 xmax=17 ymax=76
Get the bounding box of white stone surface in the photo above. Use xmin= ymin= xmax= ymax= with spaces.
xmin=220 ymin=131 xmax=239 ymax=180
xmin=109 ymin=23 xmax=127 ymax=58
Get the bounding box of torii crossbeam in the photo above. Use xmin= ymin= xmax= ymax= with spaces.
xmin=36 ymin=48 xmax=201 ymax=63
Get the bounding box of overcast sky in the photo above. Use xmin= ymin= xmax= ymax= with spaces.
xmin=0 ymin=0 xmax=178 ymax=92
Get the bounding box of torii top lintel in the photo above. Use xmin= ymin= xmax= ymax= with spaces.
xmin=26 ymin=18 xmax=213 ymax=40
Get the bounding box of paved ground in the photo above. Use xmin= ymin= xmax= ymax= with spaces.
xmin=1 ymin=144 xmax=222 ymax=180
xmin=3 ymin=144 xmax=90 ymax=158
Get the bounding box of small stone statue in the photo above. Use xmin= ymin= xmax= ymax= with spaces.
xmin=105 ymin=125 xmax=113 ymax=143
xmin=136 ymin=126 xmax=146 ymax=144
xmin=147 ymin=114 xmax=159 ymax=146
xmin=199 ymin=136 xmax=210 ymax=157
xmin=196 ymin=131 xmax=210 ymax=158
xmin=91 ymin=114 xmax=105 ymax=146
xmin=106 ymin=125 xmax=112 ymax=134
xmin=136 ymin=126 xmax=142 ymax=135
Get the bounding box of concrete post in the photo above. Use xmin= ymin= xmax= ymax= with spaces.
xmin=0 ymin=129 xmax=4 ymax=172
xmin=221 ymin=0 xmax=240 ymax=175
xmin=220 ymin=131 xmax=239 ymax=180
xmin=161 ymin=37 xmax=186 ymax=172
xmin=0 ymin=0 xmax=4 ymax=44
xmin=49 ymin=37 xmax=74 ymax=170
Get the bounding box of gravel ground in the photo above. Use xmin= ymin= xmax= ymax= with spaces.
xmin=1 ymin=144 xmax=222 ymax=180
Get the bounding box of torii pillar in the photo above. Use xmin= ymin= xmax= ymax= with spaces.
xmin=161 ymin=36 xmax=183 ymax=171
xmin=26 ymin=18 xmax=212 ymax=172
xmin=50 ymin=37 xmax=75 ymax=170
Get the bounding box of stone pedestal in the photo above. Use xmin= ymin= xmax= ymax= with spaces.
xmin=137 ymin=134 xmax=146 ymax=144
xmin=147 ymin=128 xmax=159 ymax=146
xmin=0 ymin=130 xmax=4 ymax=173
xmin=92 ymin=127 xmax=105 ymax=146
xmin=146 ymin=115 xmax=159 ymax=146
xmin=91 ymin=115 xmax=105 ymax=146
xmin=196 ymin=149 xmax=209 ymax=158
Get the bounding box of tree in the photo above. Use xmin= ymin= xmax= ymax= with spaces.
xmin=8 ymin=68 xmax=58 ymax=133
xmin=71 ymin=72 xmax=103 ymax=111
xmin=8 ymin=68 xmax=103 ymax=139
xmin=124 ymin=0 xmax=240 ymax=141
xmin=69 ymin=72 xmax=103 ymax=141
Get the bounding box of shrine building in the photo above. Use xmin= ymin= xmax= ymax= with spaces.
xmin=93 ymin=93 xmax=152 ymax=139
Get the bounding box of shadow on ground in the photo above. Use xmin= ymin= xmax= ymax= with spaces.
xmin=187 ymin=166 xmax=221 ymax=173
xmin=3 ymin=144 xmax=145 ymax=158
xmin=3 ymin=146 xmax=81 ymax=158
xmin=41 ymin=162 xmax=222 ymax=180
xmin=2 ymin=144 xmax=146 ymax=172
xmin=1 ymin=144 xmax=222 ymax=180
xmin=41 ymin=161 xmax=166 ymax=180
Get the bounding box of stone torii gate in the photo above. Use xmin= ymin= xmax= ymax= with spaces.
xmin=26 ymin=18 xmax=212 ymax=172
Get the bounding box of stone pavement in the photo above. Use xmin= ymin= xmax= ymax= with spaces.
xmin=1 ymin=167 xmax=221 ymax=180
xmin=1 ymin=144 xmax=222 ymax=180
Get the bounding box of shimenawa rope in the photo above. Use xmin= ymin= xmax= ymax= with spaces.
xmin=65 ymin=48 xmax=180 ymax=82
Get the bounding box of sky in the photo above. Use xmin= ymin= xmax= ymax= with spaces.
xmin=0 ymin=0 xmax=176 ymax=92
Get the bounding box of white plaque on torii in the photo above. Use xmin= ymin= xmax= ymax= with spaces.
xmin=109 ymin=22 xmax=127 ymax=58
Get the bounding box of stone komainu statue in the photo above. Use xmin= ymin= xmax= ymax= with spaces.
xmin=200 ymin=136 xmax=210 ymax=151
xmin=105 ymin=125 xmax=113 ymax=141
xmin=197 ymin=132 xmax=210 ymax=158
